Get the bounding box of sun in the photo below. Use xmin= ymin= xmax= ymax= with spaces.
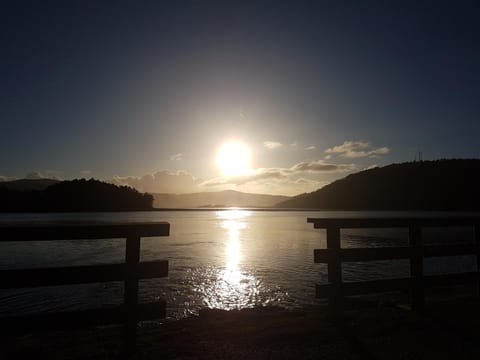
xmin=216 ymin=141 xmax=251 ymax=177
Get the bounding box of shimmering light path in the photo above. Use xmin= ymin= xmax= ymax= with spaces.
xmin=195 ymin=210 xmax=265 ymax=310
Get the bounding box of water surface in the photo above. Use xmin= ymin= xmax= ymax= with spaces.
xmin=0 ymin=210 xmax=477 ymax=319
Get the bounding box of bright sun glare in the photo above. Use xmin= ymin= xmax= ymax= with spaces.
xmin=216 ymin=141 xmax=251 ymax=177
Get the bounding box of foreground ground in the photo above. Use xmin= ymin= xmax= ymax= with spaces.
xmin=2 ymin=290 xmax=480 ymax=359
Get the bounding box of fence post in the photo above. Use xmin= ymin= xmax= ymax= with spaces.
xmin=326 ymin=226 xmax=342 ymax=317
xmin=409 ymin=225 xmax=424 ymax=310
xmin=124 ymin=235 xmax=140 ymax=357
xmin=475 ymin=225 xmax=480 ymax=296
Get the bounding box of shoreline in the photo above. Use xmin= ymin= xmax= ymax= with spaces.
xmin=3 ymin=208 xmax=480 ymax=213
xmin=3 ymin=292 xmax=480 ymax=359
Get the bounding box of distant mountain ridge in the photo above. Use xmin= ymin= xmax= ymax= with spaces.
xmin=276 ymin=159 xmax=480 ymax=211
xmin=153 ymin=190 xmax=290 ymax=208
xmin=0 ymin=179 xmax=289 ymax=209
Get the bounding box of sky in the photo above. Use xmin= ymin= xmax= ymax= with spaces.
xmin=1 ymin=0 xmax=480 ymax=196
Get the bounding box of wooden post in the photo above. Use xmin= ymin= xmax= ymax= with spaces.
xmin=409 ymin=225 xmax=424 ymax=310
xmin=475 ymin=225 xmax=480 ymax=296
xmin=124 ymin=235 xmax=140 ymax=357
xmin=326 ymin=226 xmax=342 ymax=317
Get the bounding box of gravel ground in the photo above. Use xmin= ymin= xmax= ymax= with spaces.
xmin=2 ymin=293 xmax=480 ymax=360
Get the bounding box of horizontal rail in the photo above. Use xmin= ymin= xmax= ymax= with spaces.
xmin=0 ymin=301 xmax=166 ymax=335
xmin=307 ymin=217 xmax=480 ymax=229
xmin=0 ymin=222 xmax=170 ymax=241
xmin=314 ymin=244 xmax=479 ymax=263
xmin=310 ymin=217 xmax=480 ymax=314
xmin=0 ymin=221 xmax=170 ymax=356
xmin=316 ymin=272 xmax=480 ymax=298
xmin=0 ymin=260 xmax=168 ymax=289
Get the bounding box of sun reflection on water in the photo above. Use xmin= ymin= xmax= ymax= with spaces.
xmin=197 ymin=209 xmax=262 ymax=310
xmin=181 ymin=209 xmax=287 ymax=314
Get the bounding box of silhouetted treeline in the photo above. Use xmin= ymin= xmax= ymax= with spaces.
xmin=276 ymin=159 xmax=480 ymax=211
xmin=0 ymin=179 xmax=153 ymax=212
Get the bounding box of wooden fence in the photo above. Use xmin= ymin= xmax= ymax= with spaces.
xmin=308 ymin=217 xmax=480 ymax=315
xmin=0 ymin=222 xmax=170 ymax=356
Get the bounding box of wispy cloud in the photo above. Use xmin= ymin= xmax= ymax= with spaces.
xmin=169 ymin=153 xmax=183 ymax=161
xmin=44 ymin=170 xmax=63 ymax=179
xmin=25 ymin=171 xmax=44 ymax=179
xmin=200 ymin=160 xmax=354 ymax=188
xmin=200 ymin=170 xmax=287 ymax=188
xmin=112 ymin=159 xmax=355 ymax=197
xmin=263 ymin=141 xmax=283 ymax=150
xmin=290 ymin=160 xmax=355 ymax=173
xmin=305 ymin=145 xmax=316 ymax=151
xmin=0 ymin=175 xmax=16 ymax=182
xmin=199 ymin=163 xmax=334 ymax=195
xmin=0 ymin=172 xmax=62 ymax=181
xmin=22 ymin=171 xmax=63 ymax=180
xmin=243 ymin=177 xmax=328 ymax=196
xmin=325 ymin=141 xmax=390 ymax=158
xmin=112 ymin=170 xmax=199 ymax=194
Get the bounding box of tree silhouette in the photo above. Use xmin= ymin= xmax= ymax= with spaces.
xmin=0 ymin=179 xmax=153 ymax=212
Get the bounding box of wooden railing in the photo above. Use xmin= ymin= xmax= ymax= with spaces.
xmin=0 ymin=222 xmax=170 ymax=356
xmin=308 ymin=217 xmax=480 ymax=315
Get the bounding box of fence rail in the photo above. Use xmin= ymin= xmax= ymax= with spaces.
xmin=308 ymin=217 xmax=480 ymax=315
xmin=0 ymin=222 xmax=170 ymax=357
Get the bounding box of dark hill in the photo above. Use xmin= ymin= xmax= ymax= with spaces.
xmin=0 ymin=179 xmax=153 ymax=212
xmin=276 ymin=159 xmax=480 ymax=211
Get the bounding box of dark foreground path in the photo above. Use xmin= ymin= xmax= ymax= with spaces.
xmin=3 ymin=295 xmax=480 ymax=359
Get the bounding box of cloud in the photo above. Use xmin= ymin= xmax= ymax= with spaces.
xmin=200 ymin=160 xmax=354 ymax=189
xmin=289 ymin=160 xmax=355 ymax=173
xmin=112 ymin=159 xmax=355 ymax=196
xmin=0 ymin=175 xmax=16 ymax=182
xmin=263 ymin=141 xmax=283 ymax=150
xmin=23 ymin=170 xmax=63 ymax=180
xmin=0 ymin=171 xmax=62 ymax=181
xmin=112 ymin=170 xmax=200 ymax=194
xmin=80 ymin=170 xmax=92 ymax=175
xmin=325 ymin=141 xmax=390 ymax=158
xmin=170 ymin=153 xmax=183 ymax=161
xmin=25 ymin=171 xmax=44 ymax=179
xmin=292 ymin=177 xmax=329 ymax=191
xmin=305 ymin=145 xmax=316 ymax=151
xmin=200 ymin=169 xmax=329 ymax=196
xmin=242 ymin=177 xmax=327 ymax=196
xmin=294 ymin=177 xmax=325 ymax=186
xmin=44 ymin=170 xmax=63 ymax=179
xmin=200 ymin=169 xmax=289 ymax=188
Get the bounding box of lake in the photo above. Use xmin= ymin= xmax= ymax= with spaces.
xmin=0 ymin=210 xmax=478 ymax=320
